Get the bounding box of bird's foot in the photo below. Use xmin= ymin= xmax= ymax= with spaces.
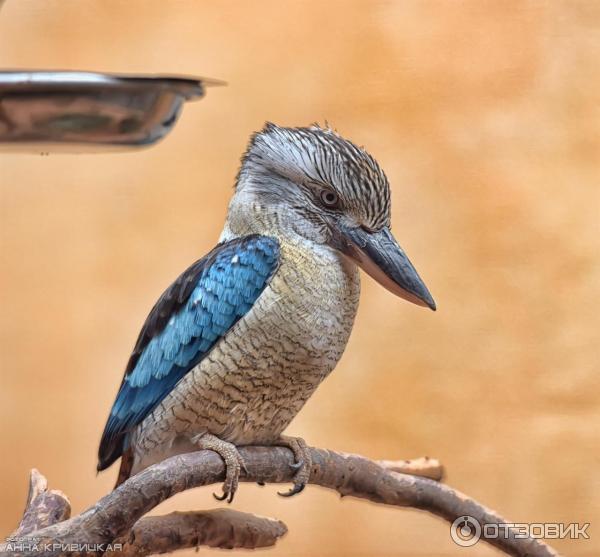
xmin=273 ymin=435 xmax=312 ymax=497
xmin=192 ymin=433 xmax=246 ymax=503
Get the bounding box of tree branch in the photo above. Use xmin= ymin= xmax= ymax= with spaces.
xmin=9 ymin=469 xmax=71 ymax=539
xmin=112 ymin=510 xmax=287 ymax=556
xmin=377 ymin=456 xmax=444 ymax=480
xmin=2 ymin=447 xmax=560 ymax=557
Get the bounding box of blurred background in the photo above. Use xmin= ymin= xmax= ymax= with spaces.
xmin=0 ymin=1 xmax=598 ymax=555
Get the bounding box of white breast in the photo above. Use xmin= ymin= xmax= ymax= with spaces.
xmin=130 ymin=236 xmax=360 ymax=472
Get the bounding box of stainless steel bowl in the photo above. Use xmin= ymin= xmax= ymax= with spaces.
xmin=0 ymin=71 xmax=221 ymax=151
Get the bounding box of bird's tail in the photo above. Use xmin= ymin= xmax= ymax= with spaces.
xmin=114 ymin=448 xmax=134 ymax=489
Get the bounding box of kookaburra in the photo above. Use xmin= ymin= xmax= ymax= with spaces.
xmin=98 ymin=123 xmax=435 ymax=501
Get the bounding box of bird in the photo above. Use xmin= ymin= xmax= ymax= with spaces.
xmin=98 ymin=123 xmax=436 ymax=501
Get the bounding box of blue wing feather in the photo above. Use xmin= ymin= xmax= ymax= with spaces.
xmin=98 ymin=235 xmax=279 ymax=470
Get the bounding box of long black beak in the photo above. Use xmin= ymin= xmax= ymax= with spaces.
xmin=339 ymin=226 xmax=436 ymax=310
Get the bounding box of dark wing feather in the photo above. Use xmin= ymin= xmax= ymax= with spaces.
xmin=98 ymin=235 xmax=280 ymax=471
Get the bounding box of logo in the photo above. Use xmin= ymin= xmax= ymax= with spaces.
xmin=450 ymin=516 xmax=590 ymax=547
xmin=450 ymin=516 xmax=481 ymax=547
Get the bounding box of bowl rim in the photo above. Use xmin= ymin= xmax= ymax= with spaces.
xmin=0 ymin=70 xmax=225 ymax=99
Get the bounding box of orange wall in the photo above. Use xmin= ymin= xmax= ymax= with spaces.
xmin=0 ymin=1 xmax=598 ymax=555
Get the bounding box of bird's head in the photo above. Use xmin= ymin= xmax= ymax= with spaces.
xmin=229 ymin=123 xmax=436 ymax=310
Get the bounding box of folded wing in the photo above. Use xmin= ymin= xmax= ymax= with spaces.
xmin=97 ymin=235 xmax=280 ymax=471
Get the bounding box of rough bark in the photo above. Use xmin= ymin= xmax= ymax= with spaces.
xmin=2 ymin=447 xmax=560 ymax=557
xmin=112 ymin=510 xmax=287 ymax=556
xmin=9 ymin=469 xmax=71 ymax=540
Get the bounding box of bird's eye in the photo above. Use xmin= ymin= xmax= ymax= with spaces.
xmin=320 ymin=189 xmax=339 ymax=208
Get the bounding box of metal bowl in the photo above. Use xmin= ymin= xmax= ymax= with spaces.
xmin=0 ymin=71 xmax=221 ymax=151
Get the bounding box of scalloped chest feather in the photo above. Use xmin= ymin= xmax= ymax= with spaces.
xmin=129 ymin=237 xmax=360 ymax=472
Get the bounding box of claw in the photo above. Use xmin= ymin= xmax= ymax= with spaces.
xmin=195 ymin=433 xmax=244 ymax=504
xmin=278 ymin=482 xmax=306 ymax=497
xmin=289 ymin=459 xmax=304 ymax=471
xmin=272 ymin=436 xmax=312 ymax=499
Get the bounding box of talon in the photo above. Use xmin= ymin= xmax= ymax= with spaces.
xmin=272 ymin=435 xmax=312 ymax=498
xmin=289 ymin=459 xmax=304 ymax=471
xmin=213 ymin=491 xmax=228 ymax=501
xmin=194 ymin=433 xmax=244 ymax=504
xmin=278 ymin=482 xmax=306 ymax=497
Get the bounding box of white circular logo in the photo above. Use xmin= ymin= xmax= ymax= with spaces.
xmin=450 ymin=516 xmax=482 ymax=547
